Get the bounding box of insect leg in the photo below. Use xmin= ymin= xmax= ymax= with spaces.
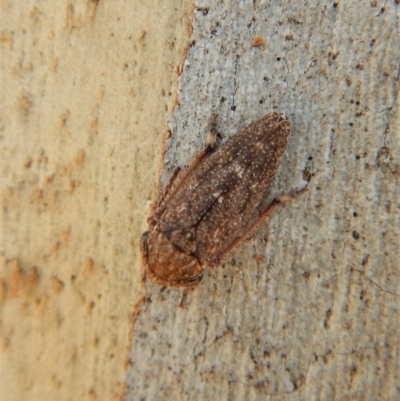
xmin=155 ymin=115 xmax=221 ymax=215
xmin=171 ymin=114 xmax=221 ymax=189
xmin=213 ymin=188 xmax=308 ymax=265
xmin=154 ymin=166 xmax=182 ymax=211
xmin=178 ymin=285 xmax=196 ymax=308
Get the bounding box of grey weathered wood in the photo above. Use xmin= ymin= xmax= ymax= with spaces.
xmin=126 ymin=1 xmax=400 ymax=400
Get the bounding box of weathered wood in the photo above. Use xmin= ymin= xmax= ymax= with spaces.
xmin=0 ymin=1 xmax=192 ymax=400
xmin=2 ymin=1 xmax=399 ymax=400
xmin=126 ymin=1 xmax=400 ymax=400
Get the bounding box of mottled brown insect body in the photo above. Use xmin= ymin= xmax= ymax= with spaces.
xmin=140 ymin=112 xmax=291 ymax=287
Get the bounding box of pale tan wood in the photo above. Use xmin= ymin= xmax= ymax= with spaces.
xmin=0 ymin=1 xmax=192 ymax=400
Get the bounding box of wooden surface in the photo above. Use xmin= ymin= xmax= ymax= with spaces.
xmin=0 ymin=1 xmax=192 ymax=400
xmin=1 ymin=1 xmax=399 ymax=401
xmin=125 ymin=1 xmax=400 ymax=400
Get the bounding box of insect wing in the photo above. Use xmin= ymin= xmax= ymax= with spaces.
xmin=158 ymin=112 xmax=290 ymax=265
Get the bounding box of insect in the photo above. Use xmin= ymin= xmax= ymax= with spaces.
xmin=140 ymin=112 xmax=291 ymax=287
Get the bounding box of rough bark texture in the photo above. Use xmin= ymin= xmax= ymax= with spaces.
xmin=126 ymin=1 xmax=400 ymax=401
xmin=0 ymin=1 xmax=192 ymax=400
